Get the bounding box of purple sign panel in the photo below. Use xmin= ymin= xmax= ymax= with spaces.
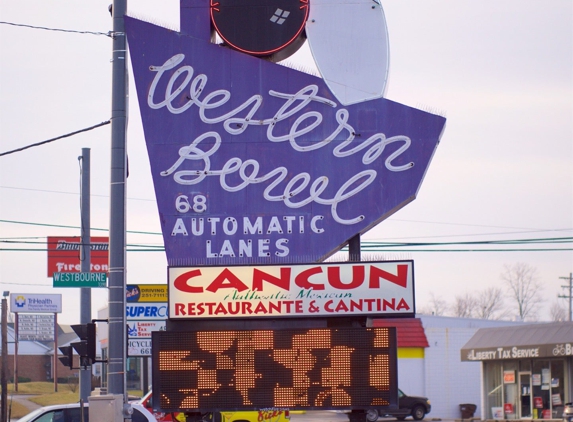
xmin=125 ymin=5 xmax=446 ymax=267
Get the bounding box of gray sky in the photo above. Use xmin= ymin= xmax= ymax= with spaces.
xmin=1 ymin=0 xmax=571 ymax=324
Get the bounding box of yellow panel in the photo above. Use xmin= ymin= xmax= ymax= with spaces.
xmin=397 ymin=348 xmax=424 ymax=359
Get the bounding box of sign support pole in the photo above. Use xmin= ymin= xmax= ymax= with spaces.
xmin=80 ymin=148 xmax=92 ymax=400
xmin=108 ymin=0 xmax=128 ymax=403
xmin=54 ymin=313 xmax=58 ymax=393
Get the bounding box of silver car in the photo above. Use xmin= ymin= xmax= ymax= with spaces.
xmin=16 ymin=402 xmax=157 ymax=422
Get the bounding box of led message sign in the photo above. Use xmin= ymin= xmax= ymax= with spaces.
xmin=152 ymin=327 xmax=397 ymax=412
xmin=125 ymin=3 xmax=446 ymax=267
xmin=169 ymin=260 xmax=415 ymax=319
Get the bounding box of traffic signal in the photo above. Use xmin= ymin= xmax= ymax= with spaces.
xmin=71 ymin=322 xmax=96 ymax=365
xmin=58 ymin=345 xmax=74 ymax=369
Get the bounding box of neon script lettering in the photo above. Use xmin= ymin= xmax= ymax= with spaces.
xmin=148 ymin=54 xmax=414 ymax=225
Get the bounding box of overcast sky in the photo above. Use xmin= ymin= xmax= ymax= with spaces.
xmin=0 ymin=0 xmax=571 ymax=325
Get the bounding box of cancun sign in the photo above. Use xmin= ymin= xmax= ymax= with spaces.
xmin=125 ymin=0 xmax=446 ymax=266
xmin=169 ymin=261 xmax=414 ymax=319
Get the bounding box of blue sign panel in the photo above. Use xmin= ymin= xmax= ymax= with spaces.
xmin=125 ymin=6 xmax=446 ymax=267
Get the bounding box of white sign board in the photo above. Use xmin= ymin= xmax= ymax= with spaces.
xmin=18 ymin=314 xmax=55 ymax=341
xmin=127 ymin=321 xmax=166 ymax=338
xmin=169 ymin=260 xmax=415 ymax=319
xmin=128 ymin=339 xmax=152 ymax=357
xmin=11 ymin=293 xmax=62 ymax=313
xmin=126 ymin=302 xmax=168 ymax=320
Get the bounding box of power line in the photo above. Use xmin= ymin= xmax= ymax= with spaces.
xmin=0 ymin=21 xmax=112 ymax=37
xmin=0 ymin=121 xmax=111 ymax=157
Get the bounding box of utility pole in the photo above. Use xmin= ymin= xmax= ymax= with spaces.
xmin=558 ymin=272 xmax=573 ymax=322
xmin=108 ymin=0 xmax=128 ymax=402
xmin=1 ymin=292 xmax=9 ymax=422
xmin=79 ymin=148 xmax=92 ymax=401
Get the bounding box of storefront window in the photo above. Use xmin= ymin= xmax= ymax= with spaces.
xmin=503 ymin=362 xmax=519 ymax=419
xmin=550 ymin=360 xmax=565 ymax=419
xmin=532 ymin=360 xmax=551 ymax=419
xmin=486 ymin=362 xmax=504 ymax=419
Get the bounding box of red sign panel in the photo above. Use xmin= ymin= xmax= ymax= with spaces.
xmin=47 ymin=236 xmax=109 ymax=277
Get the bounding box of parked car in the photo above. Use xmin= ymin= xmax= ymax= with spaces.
xmin=16 ymin=401 xmax=157 ymax=422
xmin=365 ymin=389 xmax=431 ymax=422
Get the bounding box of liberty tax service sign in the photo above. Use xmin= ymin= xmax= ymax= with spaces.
xmin=125 ymin=2 xmax=446 ymax=267
xmin=10 ymin=293 xmax=62 ymax=313
xmin=169 ymin=260 xmax=414 ymax=319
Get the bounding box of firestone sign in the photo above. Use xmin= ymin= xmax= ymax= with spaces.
xmin=169 ymin=261 xmax=414 ymax=319
xmin=125 ymin=1 xmax=446 ymax=266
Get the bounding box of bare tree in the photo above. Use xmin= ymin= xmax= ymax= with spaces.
xmin=417 ymin=293 xmax=449 ymax=316
xmin=501 ymin=263 xmax=543 ymax=321
xmin=452 ymin=292 xmax=476 ymax=318
xmin=474 ymin=287 xmax=509 ymax=320
xmin=550 ymin=300 xmax=568 ymax=322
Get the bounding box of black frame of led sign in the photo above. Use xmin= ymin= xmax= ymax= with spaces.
xmin=152 ymin=327 xmax=398 ymax=413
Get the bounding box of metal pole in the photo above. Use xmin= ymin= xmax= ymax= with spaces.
xmin=13 ymin=313 xmax=18 ymax=392
xmin=54 ymin=313 xmax=58 ymax=393
xmin=80 ymin=148 xmax=92 ymax=400
xmin=1 ymin=295 xmax=8 ymax=422
xmin=108 ymin=0 xmax=128 ymax=401
xmin=558 ymin=272 xmax=573 ymax=322
xmin=349 ymin=234 xmax=361 ymax=262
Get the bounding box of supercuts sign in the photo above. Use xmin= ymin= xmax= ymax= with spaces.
xmin=169 ymin=260 xmax=414 ymax=319
xmin=125 ymin=9 xmax=446 ymax=267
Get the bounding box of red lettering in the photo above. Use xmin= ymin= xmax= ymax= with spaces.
xmin=369 ymin=264 xmax=408 ymax=288
xmin=382 ymin=298 xmax=396 ymax=310
xmin=268 ymin=301 xmax=281 ymax=313
xmin=327 ymin=265 xmax=365 ymax=289
xmin=324 ymin=300 xmax=334 ymax=312
xmin=214 ymin=303 xmax=228 ymax=315
xmin=295 ymin=301 xmax=303 ymax=313
xmin=173 ymin=269 xmax=203 ymax=293
xmin=254 ymin=302 xmax=268 ymax=314
xmin=252 ymin=267 xmax=291 ymax=291
xmin=349 ymin=299 xmax=363 ymax=312
xmin=335 ymin=300 xmax=349 ymax=312
xmin=295 ymin=266 xmax=325 ymax=290
xmin=206 ymin=268 xmax=249 ymax=293
xmin=396 ymin=298 xmax=410 ymax=310
xmin=175 ymin=303 xmax=185 ymax=315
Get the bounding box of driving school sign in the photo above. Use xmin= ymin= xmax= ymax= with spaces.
xmin=169 ymin=260 xmax=414 ymax=319
xmin=125 ymin=4 xmax=446 ymax=266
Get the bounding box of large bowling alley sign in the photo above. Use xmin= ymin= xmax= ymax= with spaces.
xmin=125 ymin=0 xmax=446 ymax=267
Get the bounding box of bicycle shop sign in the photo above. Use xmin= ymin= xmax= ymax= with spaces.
xmin=462 ymin=343 xmax=573 ymax=361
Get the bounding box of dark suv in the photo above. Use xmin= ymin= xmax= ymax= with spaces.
xmin=365 ymin=389 xmax=431 ymax=422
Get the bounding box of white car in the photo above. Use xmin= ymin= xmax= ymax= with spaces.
xmin=16 ymin=401 xmax=157 ymax=422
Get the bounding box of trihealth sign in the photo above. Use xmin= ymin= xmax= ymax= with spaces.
xmin=125 ymin=3 xmax=446 ymax=266
xmin=10 ymin=293 xmax=62 ymax=313
xmin=169 ymin=261 xmax=414 ymax=319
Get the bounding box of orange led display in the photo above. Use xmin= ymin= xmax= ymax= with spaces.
xmin=152 ymin=327 xmax=397 ymax=412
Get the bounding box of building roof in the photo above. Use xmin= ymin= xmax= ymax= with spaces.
xmin=460 ymin=321 xmax=573 ymax=361
xmin=372 ymin=317 xmax=429 ymax=348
